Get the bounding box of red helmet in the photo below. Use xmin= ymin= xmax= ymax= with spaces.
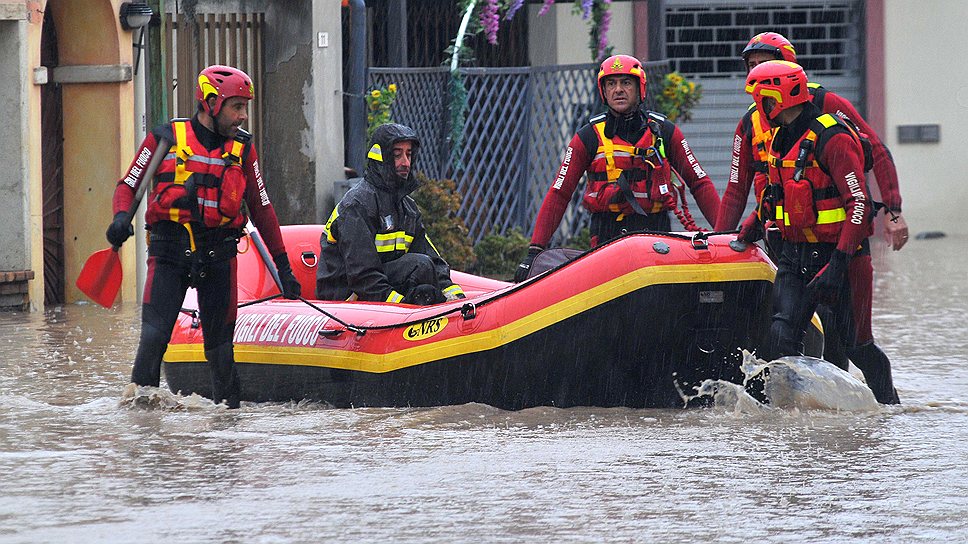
xmin=196 ymin=65 xmax=254 ymax=117
xmin=597 ymin=54 xmax=647 ymax=103
xmin=745 ymin=60 xmax=810 ymax=121
xmin=742 ymin=32 xmax=797 ymax=63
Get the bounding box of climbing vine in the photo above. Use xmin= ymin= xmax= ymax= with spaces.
xmin=458 ymin=0 xmax=613 ymax=62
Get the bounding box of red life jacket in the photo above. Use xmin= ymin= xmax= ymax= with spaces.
xmin=146 ymin=119 xmax=249 ymax=229
xmin=583 ymin=113 xmax=674 ymax=215
xmin=767 ymin=113 xmax=870 ymax=244
xmin=749 ymin=83 xmax=874 ymax=212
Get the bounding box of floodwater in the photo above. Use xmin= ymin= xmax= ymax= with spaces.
xmin=2 ymin=235 xmax=967 ymax=543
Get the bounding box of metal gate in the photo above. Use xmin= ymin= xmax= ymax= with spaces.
xmin=369 ymin=61 xmax=669 ymax=243
xmin=162 ymin=8 xmax=266 ymax=158
xmin=661 ymin=0 xmax=865 ymax=219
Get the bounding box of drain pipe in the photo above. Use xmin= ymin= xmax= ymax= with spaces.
xmin=346 ymin=0 xmax=367 ymax=176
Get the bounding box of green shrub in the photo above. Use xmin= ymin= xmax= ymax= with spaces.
xmin=564 ymin=227 xmax=590 ymax=250
xmin=412 ymin=173 xmax=477 ymax=272
xmin=655 ymin=71 xmax=702 ymax=123
xmin=366 ymin=83 xmax=398 ymax=140
xmin=472 ymin=228 xmax=530 ymax=281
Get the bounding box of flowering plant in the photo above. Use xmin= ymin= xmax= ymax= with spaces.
xmin=654 ymin=72 xmax=702 ymax=123
xmin=467 ymin=0 xmax=612 ymax=62
xmin=366 ymin=83 xmax=398 ymax=140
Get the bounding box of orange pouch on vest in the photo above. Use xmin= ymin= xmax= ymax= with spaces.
xmin=781 ymin=178 xmax=817 ymax=228
xmin=217 ymin=165 xmax=245 ymax=221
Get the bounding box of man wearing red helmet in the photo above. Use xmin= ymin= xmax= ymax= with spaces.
xmin=741 ymin=60 xmax=899 ymax=404
xmin=514 ymin=54 xmax=720 ymax=282
xmin=717 ymin=32 xmax=908 ymax=252
xmin=107 ymin=64 xmax=302 ymax=408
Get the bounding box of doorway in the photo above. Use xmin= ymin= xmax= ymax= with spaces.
xmin=41 ymin=9 xmax=65 ymax=305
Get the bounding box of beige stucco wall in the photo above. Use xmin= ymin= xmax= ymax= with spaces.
xmin=556 ymin=2 xmax=634 ymax=64
xmin=530 ymin=2 xmax=635 ymax=66
xmin=884 ymin=1 xmax=967 ymax=236
xmin=49 ymin=1 xmax=138 ymax=304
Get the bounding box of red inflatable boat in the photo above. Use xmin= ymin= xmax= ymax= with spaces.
xmin=163 ymin=224 xmax=794 ymax=409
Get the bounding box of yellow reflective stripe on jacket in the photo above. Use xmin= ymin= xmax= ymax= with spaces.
xmin=367 ymin=143 xmax=383 ymax=162
xmin=442 ymin=284 xmax=464 ymax=297
xmin=816 ymin=207 xmax=846 ymax=224
xmin=424 ymin=234 xmax=440 ymax=255
xmin=323 ymin=207 xmax=339 ymax=243
xmin=374 ymin=231 xmax=413 ymax=252
xmin=386 ymin=290 xmax=404 ymax=303
xmin=776 ymin=206 xmax=846 ymax=226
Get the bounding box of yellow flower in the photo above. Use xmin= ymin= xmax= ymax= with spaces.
xmin=388 ymin=83 xmax=397 ymax=93
xmin=371 ymin=89 xmax=381 ymax=98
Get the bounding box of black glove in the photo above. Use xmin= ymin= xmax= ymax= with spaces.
xmin=273 ymin=253 xmax=302 ymax=300
xmin=403 ymin=284 xmax=445 ymax=306
xmin=737 ymin=211 xmax=764 ymax=244
xmin=105 ymin=212 xmax=134 ymax=248
xmin=513 ymin=246 xmax=543 ymax=283
xmin=807 ymin=249 xmax=848 ymax=304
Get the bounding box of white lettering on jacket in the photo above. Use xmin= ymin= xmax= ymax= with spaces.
xmin=845 ymin=171 xmax=866 ymax=225
xmin=122 ymin=147 xmax=153 ymax=188
xmin=680 ymin=139 xmax=706 ymax=178
xmin=254 ymin=159 xmax=270 ymax=206
xmin=552 ymin=146 xmax=573 ymax=190
xmin=728 ymin=134 xmax=742 ymax=184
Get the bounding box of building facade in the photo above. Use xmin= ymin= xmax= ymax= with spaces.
xmin=0 ymin=0 xmax=961 ymax=310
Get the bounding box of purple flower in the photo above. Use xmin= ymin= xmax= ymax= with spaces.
xmin=480 ymin=0 xmax=500 ymax=45
xmin=581 ymin=0 xmax=594 ymax=19
xmin=538 ymin=0 xmax=555 ymax=16
xmin=505 ymin=0 xmax=525 ymax=20
xmin=597 ymin=0 xmax=612 ymax=61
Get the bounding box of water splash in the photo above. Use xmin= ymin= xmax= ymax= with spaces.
xmin=687 ymin=350 xmax=880 ymax=413
xmin=119 ymin=383 xmax=218 ymax=411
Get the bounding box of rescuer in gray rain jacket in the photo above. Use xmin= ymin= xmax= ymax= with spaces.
xmin=316 ymin=123 xmax=464 ymax=305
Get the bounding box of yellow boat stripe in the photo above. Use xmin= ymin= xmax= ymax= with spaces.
xmin=165 ymin=262 xmax=776 ymax=372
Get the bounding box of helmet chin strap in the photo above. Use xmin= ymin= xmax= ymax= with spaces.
xmin=608 ymin=100 xmax=642 ymax=119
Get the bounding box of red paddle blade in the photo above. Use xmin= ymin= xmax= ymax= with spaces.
xmin=75 ymin=247 xmax=123 ymax=308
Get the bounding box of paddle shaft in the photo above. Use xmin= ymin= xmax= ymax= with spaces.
xmin=113 ymin=137 xmax=171 ymax=250
xmin=248 ymin=221 xmax=283 ymax=292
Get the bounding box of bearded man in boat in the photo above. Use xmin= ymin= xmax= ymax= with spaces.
xmin=514 ymin=54 xmax=721 ymax=282
xmin=106 ymin=65 xmax=302 ymax=408
xmin=316 ymin=123 xmax=465 ymax=305
xmin=740 ymin=60 xmax=899 ymax=404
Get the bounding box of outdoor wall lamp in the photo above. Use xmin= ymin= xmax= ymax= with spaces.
xmin=119 ymin=1 xmax=153 ymax=30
